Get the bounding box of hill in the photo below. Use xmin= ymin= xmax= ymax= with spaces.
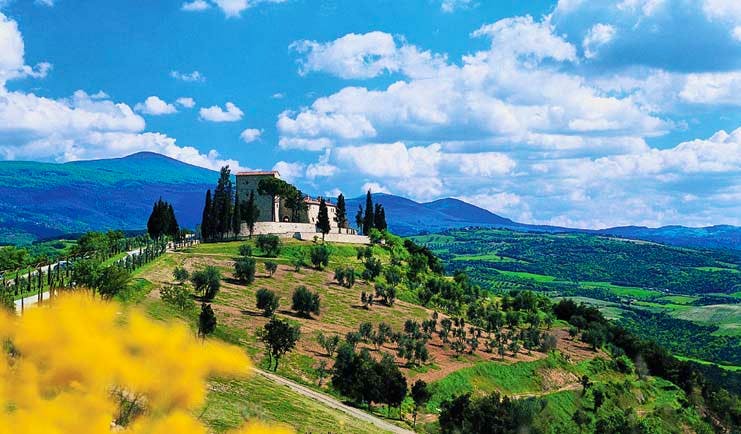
xmin=0 ymin=152 xmax=215 ymax=244
xmin=118 ymin=236 xmax=735 ymax=433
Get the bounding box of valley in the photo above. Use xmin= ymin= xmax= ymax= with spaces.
xmin=412 ymin=228 xmax=741 ymax=371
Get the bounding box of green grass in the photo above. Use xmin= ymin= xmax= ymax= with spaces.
xmin=494 ymin=270 xmax=557 ymax=282
xmin=579 ymin=281 xmax=662 ymax=299
xmin=674 ymin=355 xmax=741 ymax=372
xmin=658 ymin=295 xmax=699 ymax=305
xmin=202 ymin=376 xmax=381 ymax=433
xmin=451 ymin=253 xmax=525 ymax=263
xmin=672 ymin=304 xmax=741 ymax=336
xmin=426 ymin=354 xmax=572 ymax=411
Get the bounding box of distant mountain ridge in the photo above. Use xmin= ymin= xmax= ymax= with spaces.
xmin=0 ymin=152 xmax=738 ymax=250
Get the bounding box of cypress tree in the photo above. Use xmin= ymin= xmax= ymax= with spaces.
xmin=213 ymin=166 xmax=233 ymax=240
xmin=166 ymin=203 xmax=179 ymax=237
xmin=355 ymin=205 xmax=364 ymax=233
xmin=374 ymin=204 xmax=387 ymax=231
xmin=201 ymin=190 xmax=213 ymax=241
xmin=317 ymin=198 xmax=331 ymax=239
xmin=243 ymin=190 xmax=260 ymax=238
xmin=336 ymin=193 xmax=347 ymax=230
xmin=363 ymin=190 xmax=374 ymax=235
xmin=232 ymin=194 xmax=242 ymax=238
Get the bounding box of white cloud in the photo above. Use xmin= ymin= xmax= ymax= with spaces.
xmin=0 ymin=13 xmax=51 ymax=85
xmin=565 ymin=128 xmax=741 ymax=180
xmin=440 ymin=0 xmax=474 ymax=13
xmin=582 ymin=23 xmax=616 ymax=59
xmin=170 ymin=70 xmax=206 ymax=82
xmin=361 ymin=182 xmax=391 ymax=195
xmin=175 ymin=97 xmax=195 ymax=108
xmin=134 ymin=96 xmax=177 ymax=115
xmin=199 ymin=102 xmax=243 ymax=122
xmin=281 ymin=20 xmax=666 ymax=154
xmin=272 ymin=161 xmax=305 ymax=183
xmin=305 ymin=150 xmax=338 ymax=179
xmin=291 ymin=32 xmax=398 ymax=79
xmin=291 ymin=31 xmax=447 ymax=80
xmin=335 ymin=142 xmax=442 ymax=178
xmin=272 ymin=92 xmax=285 ymax=99
xmin=239 ymin=127 xmax=262 ymax=143
xmin=181 ymin=0 xmax=210 ymax=11
xmin=448 ymin=152 xmax=516 ymax=177
xmin=471 ymin=16 xmax=577 ymax=62
xmin=206 ymin=0 xmax=286 ymax=18
xmin=679 ymin=72 xmax=741 ymax=104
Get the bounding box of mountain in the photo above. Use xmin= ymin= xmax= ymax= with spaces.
xmin=0 ymin=152 xmax=215 ymax=244
xmin=347 ymin=194 xmax=741 ymax=251
xmin=1 ymin=152 xmax=738 ymax=250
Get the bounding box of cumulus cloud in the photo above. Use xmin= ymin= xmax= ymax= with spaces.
xmin=175 ymin=97 xmax=195 ymax=108
xmin=170 ymin=70 xmax=206 ymax=82
xmin=239 ymin=127 xmax=262 ymax=143
xmin=199 ymin=102 xmax=243 ymax=122
xmin=134 ymin=96 xmax=177 ymax=115
xmin=281 ymin=20 xmax=666 ymax=153
xmin=290 ymin=31 xmax=447 ymax=80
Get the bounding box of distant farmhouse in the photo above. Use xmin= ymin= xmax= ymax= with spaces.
xmin=235 ymin=171 xmax=369 ymax=244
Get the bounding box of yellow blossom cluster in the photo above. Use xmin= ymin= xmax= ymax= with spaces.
xmin=0 ymin=294 xmax=292 ymax=434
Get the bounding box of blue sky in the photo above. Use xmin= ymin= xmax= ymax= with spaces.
xmin=0 ymin=0 xmax=739 ymax=228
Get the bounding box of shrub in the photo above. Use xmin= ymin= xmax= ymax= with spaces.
xmin=334 ymin=267 xmax=355 ymax=288
xmin=290 ymin=251 xmax=305 ymax=272
xmin=362 ymin=257 xmax=382 ymax=281
xmin=234 ymin=257 xmax=256 ymax=284
xmin=256 ymin=234 xmax=281 ymax=257
xmin=160 ymin=285 xmax=195 ymax=310
xmin=539 ymin=333 xmax=558 ymax=353
xmin=264 ymin=261 xmax=278 ymax=277
xmin=375 ymin=282 xmax=396 ymax=306
xmin=255 ymin=288 xmax=279 ymax=317
xmin=172 ymin=266 xmax=189 ymax=283
xmin=291 ymin=285 xmax=320 ymax=317
xmin=310 ymin=244 xmax=331 ymax=270
xmin=190 ymin=266 xmax=221 ymax=300
xmin=239 ymin=244 xmax=253 ymax=257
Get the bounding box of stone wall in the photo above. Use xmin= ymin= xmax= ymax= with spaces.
xmin=239 ymin=221 xmax=368 ymax=244
xmin=295 ymin=232 xmax=370 ymax=244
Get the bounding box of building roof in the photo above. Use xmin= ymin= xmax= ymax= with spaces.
xmin=304 ymin=197 xmax=336 ymax=207
xmin=236 ymin=170 xmax=280 ymax=177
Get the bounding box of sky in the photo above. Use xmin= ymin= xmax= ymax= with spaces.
xmin=0 ymin=0 xmax=739 ymax=229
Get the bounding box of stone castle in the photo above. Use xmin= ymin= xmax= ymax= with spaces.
xmin=235 ymin=171 xmax=369 ymax=244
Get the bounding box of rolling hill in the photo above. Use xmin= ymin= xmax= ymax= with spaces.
xmin=0 ymin=152 xmax=738 ymax=250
